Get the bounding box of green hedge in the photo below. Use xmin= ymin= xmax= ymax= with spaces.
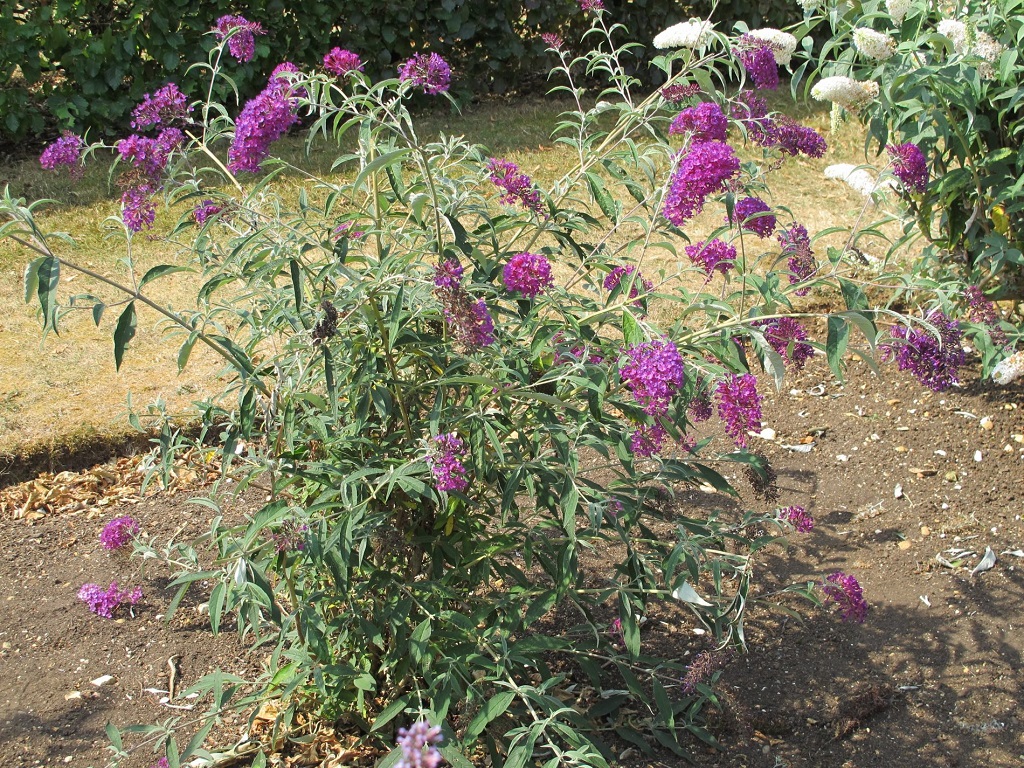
xmin=1 ymin=0 xmax=798 ymax=145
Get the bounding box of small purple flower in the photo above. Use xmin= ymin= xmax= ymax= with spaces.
xmin=503 ymin=252 xmax=553 ymax=298
xmin=885 ymin=310 xmax=965 ymax=392
xmin=399 ymin=53 xmax=451 ymax=95
xmin=753 ymin=317 xmax=814 ymax=369
xmin=604 ymin=265 xmax=653 ymax=303
xmin=193 ymin=199 xmax=223 ymax=225
xmin=39 ymin=132 xmax=83 ymax=176
xmin=779 ymin=223 xmax=816 ymax=296
xmin=661 ymin=83 xmax=701 ymax=104
xmin=887 ymin=142 xmax=928 ymax=193
xmin=100 ymin=516 xmax=140 ymax=550
xmin=779 ymin=505 xmax=814 ymax=532
xmin=669 ymin=102 xmax=728 ymax=143
xmin=964 ymin=286 xmax=1007 ymax=347
xmin=630 ymin=422 xmax=670 ymax=457
xmin=433 ymin=258 xmax=465 ymax=290
xmin=662 ymin=141 xmax=740 ymax=227
xmin=78 ymin=582 xmax=143 ymax=619
xmin=151 ymin=759 xmax=169 ymax=768
xmin=427 ymin=433 xmax=469 ymax=493
xmin=269 ymin=62 xmax=307 ymax=97
xmin=117 ymin=128 xmax=183 ymax=183
xmin=333 ymin=222 xmax=365 ymax=240
xmin=486 ymin=158 xmax=544 ymax=216
xmin=716 ymin=373 xmax=762 ymax=447
xmin=686 ymin=238 xmax=737 ymax=275
xmin=396 ymin=720 xmax=443 ymax=768
xmin=620 ymin=338 xmax=686 ymax=416
xmin=610 ymin=617 xmax=624 ymax=643
xmin=541 ymin=33 xmax=564 ymax=50
xmin=467 ymin=301 xmax=496 ymax=347
xmin=122 ymin=186 xmax=156 ymax=232
xmin=729 ymin=196 xmax=776 ymax=238
xmin=822 ymin=571 xmax=868 ymax=623
xmin=579 ymin=0 xmax=604 ymax=12
xmin=735 ymin=35 xmax=779 ymax=90
xmin=227 ymin=82 xmax=298 ymax=174
xmin=774 ymin=118 xmax=827 ymax=158
xmin=688 ymin=393 xmax=713 ymax=423
xmin=323 ymin=48 xmax=364 ymax=76
xmin=213 ymin=15 xmax=265 ymax=63
xmin=131 ymin=83 xmax=190 ymax=129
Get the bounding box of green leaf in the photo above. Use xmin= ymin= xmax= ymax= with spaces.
xmin=92 ymin=302 xmax=105 ymax=326
xmin=113 ymin=301 xmax=137 ymax=371
xmin=105 ymin=722 xmax=124 ymax=751
xmin=36 ymin=255 xmax=60 ymax=331
xmin=622 ymin=311 xmax=644 ymax=346
xmin=177 ymin=332 xmax=198 ymax=372
xmin=23 ymin=256 xmax=44 ymax=305
xmin=438 ymin=743 xmax=475 ymax=768
xmin=138 ymin=264 xmax=188 ymax=290
xmin=353 ymin=148 xmax=413 ymax=195
xmin=409 ymin=618 xmax=432 ymax=667
xmin=464 ymin=690 xmax=516 ymax=741
xmin=585 ymin=171 xmax=619 ymax=222
xmin=826 ymin=315 xmax=850 ymax=380
xmin=370 ymin=694 xmax=413 ymax=732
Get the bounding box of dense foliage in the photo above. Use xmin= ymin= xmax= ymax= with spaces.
xmin=0 ymin=0 xmax=800 ymax=144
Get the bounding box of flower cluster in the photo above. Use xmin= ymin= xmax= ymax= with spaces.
xmin=193 ymin=199 xmax=223 ymax=225
xmin=661 ymin=83 xmax=701 ymax=104
xmin=654 ymin=19 xmax=714 ymax=49
xmin=779 ymin=505 xmax=814 ymax=532
xmin=213 ymin=15 xmax=265 ymax=63
xmin=853 ymin=28 xmax=897 ymax=61
xmin=937 ymin=19 xmax=1006 ymax=79
xmin=426 ymin=433 xmax=469 ymax=493
xmin=735 ymin=35 xmax=779 ymax=90
xmin=227 ymin=72 xmax=299 ymax=174
xmin=396 ymin=721 xmax=443 ymax=768
xmin=39 ymin=132 xmax=83 ymax=175
xmin=399 ymin=53 xmax=451 ymax=95
xmin=121 ymin=186 xmax=157 ymax=233
xmin=747 ymin=28 xmax=798 ymax=66
xmin=662 ymin=141 xmax=740 ymax=227
xmin=887 ymin=142 xmax=928 ymax=193
xmin=753 ymin=317 xmax=814 ymax=369
xmin=822 ymin=571 xmax=868 ymax=623
xmin=269 ymin=520 xmax=309 ymax=553
xmin=964 ymin=286 xmax=1007 ymax=347
xmin=886 ymin=311 xmax=965 ymax=392
xmin=992 ymin=351 xmax=1024 ymax=386
xmin=486 ymin=158 xmax=544 ymax=216
xmin=100 ymin=516 xmax=140 ymax=550
xmin=732 ymin=92 xmax=826 ymax=158
xmin=716 ymin=373 xmax=762 ymax=447
xmin=540 ymin=32 xmax=564 ymax=50
xmin=630 ymin=422 xmax=671 ymax=458
xmin=686 ymin=238 xmax=736 ymax=275
xmin=432 ymin=259 xmax=495 ymax=347
xmin=681 ymin=649 xmax=732 ymax=694
xmin=730 ymin=196 xmax=776 ymax=238
xmin=778 ymin=223 xmax=817 ymax=295
xmin=688 ymin=393 xmax=713 ymax=423
xmin=323 ymin=48 xmax=364 ymax=76
xmin=619 ymin=338 xmax=685 ymax=417
xmin=117 ymin=128 xmax=183 ymax=183
xmin=886 ymin=0 xmax=912 ymax=24
xmin=131 ymin=83 xmax=190 ymax=129
xmin=78 ymin=582 xmax=143 ymax=619
xmin=669 ymin=102 xmax=728 ymax=143
xmin=811 ymin=76 xmax=880 ymax=112
xmin=604 ymin=265 xmax=653 ymax=303
xmin=503 ymin=252 xmax=553 ymax=298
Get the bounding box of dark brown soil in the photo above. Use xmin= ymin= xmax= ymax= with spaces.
xmin=1 ymin=358 xmax=1022 ymax=767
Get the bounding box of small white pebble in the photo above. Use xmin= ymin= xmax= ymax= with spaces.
xmin=974 ymin=450 xmax=983 ymax=462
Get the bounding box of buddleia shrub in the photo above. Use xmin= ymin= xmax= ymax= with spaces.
xmin=6 ymin=6 xmax=899 ymax=766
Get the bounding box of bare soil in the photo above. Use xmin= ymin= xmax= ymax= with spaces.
xmin=1 ymin=357 xmax=1022 ymax=767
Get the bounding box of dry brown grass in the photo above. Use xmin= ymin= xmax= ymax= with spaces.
xmin=0 ymin=94 xmax=884 ymax=474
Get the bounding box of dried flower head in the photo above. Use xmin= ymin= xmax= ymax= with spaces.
xmin=744 ymin=453 xmax=779 ymax=502
xmin=311 ymin=300 xmax=339 ymax=343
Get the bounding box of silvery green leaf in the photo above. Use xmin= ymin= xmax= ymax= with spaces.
xmin=672 ymin=582 xmax=713 ymax=606
xmin=970 ymin=546 xmax=996 ymax=576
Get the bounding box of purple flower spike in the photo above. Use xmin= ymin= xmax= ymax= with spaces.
xmin=214 ymin=15 xmax=266 ymax=63
xmin=822 ymin=571 xmax=868 ymax=623
xmin=669 ymin=102 xmax=728 ymax=143
xmin=486 ymin=158 xmax=544 ymax=216
xmin=681 ymin=649 xmax=732 ymax=694
xmin=122 ymin=186 xmax=156 ymax=232
xmin=503 ymin=252 xmax=553 ymax=298
xmin=323 ymin=48 xmax=364 ymax=76
xmin=39 ymin=132 xmax=83 ymax=176
xmin=78 ymin=582 xmax=143 ymax=619
xmin=604 ymin=265 xmax=653 ymax=305
xmin=427 ymin=434 xmax=469 ymax=493
xmin=753 ymin=317 xmax=814 ymax=369
xmin=630 ymin=422 xmax=670 ymax=457
xmin=779 ymin=505 xmax=814 ymax=532
xmin=686 ymin=238 xmax=737 ymax=275
xmin=131 ymin=83 xmax=190 ymax=129
xmin=885 ymin=310 xmax=965 ymax=392
xmin=730 ymin=196 xmax=776 ymax=238
xmin=399 ymin=53 xmax=451 ymax=95
xmin=736 ymin=36 xmax=779 ymax=90
xmin=716 ymin=373 xmax=762 ymax=447
xmin=396 ymin=720 xmax=443 ymax=768
xmin=227 ymin=81 xmax=298 ymax=174
xmin=193 ymin=199 xmax=223 ymax=225
xmin=579 ymin=0 xmax=604 ymax=12
xmin=620 ymin=338 xmax=686 ymax=417
xmin=887 ymin=142 xmax=928 ymax=193
xmin=100 ymin=516 xmax=140 ymax=550
xmin=662 ymin=141 xmax=740 ymax=227
xmin=778 ymin=224 xmax=816 ymax=295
